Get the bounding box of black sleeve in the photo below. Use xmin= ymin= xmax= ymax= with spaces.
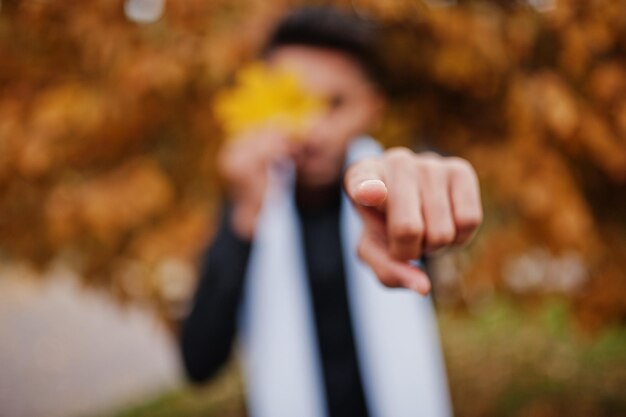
xmin=179 ymin=206 xmax=252 ymax=384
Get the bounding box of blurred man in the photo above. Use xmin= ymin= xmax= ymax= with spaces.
xmin=181 ymin=6 xmax=482 ymax=417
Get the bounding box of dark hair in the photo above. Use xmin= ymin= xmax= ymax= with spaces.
xmin=263 ymin=6 xmax=383 ymax=87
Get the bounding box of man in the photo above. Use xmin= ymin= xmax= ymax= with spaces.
xmin=181 ymin=6 xmax=482 ymax=417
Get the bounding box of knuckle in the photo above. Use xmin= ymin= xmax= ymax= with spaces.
xmin=426 ymin=225 xmax=456 ymax=247
xmin=456 ymin=211 xmax=483 ymax=231
xmin=385 ymin=147 xmax=414 ymax=165
xmin=391 ymin=245 xmax=420 ymax=262
xmin=377 ymin=267 xmax=402 ymax=288
xmin=415 ymin=157 xmax=442 ymax=177
xmin=390 ymin=221 xmax=423 ymax=242
xmin=448 ymin=157 xmax=477 ymax=177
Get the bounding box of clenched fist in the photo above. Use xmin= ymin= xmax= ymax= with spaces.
xmin=345 ymin=148 xmax=482 ymax=294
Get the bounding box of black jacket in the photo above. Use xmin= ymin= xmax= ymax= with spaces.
xmin=180 ymin=185 xmax=370 ymax=417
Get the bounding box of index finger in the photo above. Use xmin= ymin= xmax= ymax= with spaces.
xmin=344 ymin=158 xmax=388 ymax=208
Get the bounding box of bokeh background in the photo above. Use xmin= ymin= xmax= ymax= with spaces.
xmin=0 ymin=0 xmax=625 ymax=416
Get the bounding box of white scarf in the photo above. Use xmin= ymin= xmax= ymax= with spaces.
xmin=239 ymin=137 xmax=452 ymax=417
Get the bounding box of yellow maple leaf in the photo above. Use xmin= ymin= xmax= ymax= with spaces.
xmin=213 ymin=62 xmax=325 ymax=139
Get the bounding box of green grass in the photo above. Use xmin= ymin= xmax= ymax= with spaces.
xmin=106 ymin=361 xmax=246 ymax=417
xmin=439 ymin=298 xmax=626 ymax=417
xmin=105 ymin=297 xmax=626 ymax=417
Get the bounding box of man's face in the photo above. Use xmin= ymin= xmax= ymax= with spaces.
xmin=267 ymin=46 xmax=384 ymax=188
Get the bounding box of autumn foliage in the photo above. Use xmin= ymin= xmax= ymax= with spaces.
xmin=0 ymin=0 xmax=624 ymax=327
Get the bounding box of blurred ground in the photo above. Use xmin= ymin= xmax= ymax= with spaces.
xmin=0 ymin=264 xmax=180 ymax=417
xmin=440 ymin=300 xmax=626 ymax=417
xmin=0 ymin=261 xmax=624 ymax=417
xmin=105 ymin=298 xmax=626 ymax=417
